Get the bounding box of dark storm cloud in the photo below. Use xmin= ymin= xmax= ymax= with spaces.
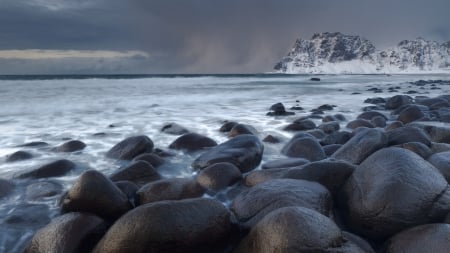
xmin=0 ymin=0 xmax=449 ymax=74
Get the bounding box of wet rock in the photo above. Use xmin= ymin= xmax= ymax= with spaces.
xmin=114 ymin=180 xmax=139 ymax=204
xmin=26 ymin=181 xmax=63 ymax=201
xmin=385 ymin=120 xmax=404 ymax=131
xmin=323 ymin=144 xmax=342 ymax=156
xmin=229 ymin=124 xmax=258 ymax=137
xmin=387 ymin=126 xmax=431 ymax=146
xmin=266 ymin=102 xmax=295 ymax=116
xmin=196 ymin=162 xmax=242 ymax=191
xmin=283 ymin=160 xmax=356 ymax=195
xmin=6 ymin=150 xmax=33 ymax=162
xmin=342 ymin=231 xmax=376 ymax=253
xmin=231 ymin=179 xmax=332 ymax=229
xmin=109 ymin=161 xmax=162 ymax=186
xmin=416 ymin=97 xmax=449 ymax=107
xmin=161 ymin=123 xmax=189 ymax=135
xmin=397 ymin=105 xmax=426 ymax=124
xmin=169 ymin=133 xmax=217 ymax=152
xmin=25 ymin=212 xmax=107 ymax=253
xmin=132 ymin=153 xmax=164 ymax=168
xmin=136 ymin=178 xmax=205 ymax=205
xmin=310 ymin=77 xmax=321 ymax=81
xmin=385 ymin=95 xmax=412 ymax=109
xmin=17 ymin=141 xmax=49 ymax=147
xmin=281 ymin=134 xmax=326 ymax=161
xmin=244 ymin=168 xmax=287 ymax=187
xmin=422 ymin=125 xmax=450 ymax=143
xmin=437 ymin=108 xmax=450 ymax=122
xmin=61 ymin=170 xmax=131 ymax=220
xmin=106 ymin=135 xmax=154 ymax=160
xmin=339 ymin=147 xmax=450 ymax=241
xmin=284 ymin=119 xmax=316 ymax=131
xmin=92 ymin=198 xmax=232 ymax=253
xmin=399 ymin=142 xmax=433 ymax=159
xmin=431 ymin=142 xmax=450 ymax=153
xmin=428 ymin=151 xmax=450 ymax=182
xmin=0 ymin=178 xmax=14 ymax=199
xmin=306 ymin=129 xmax=327 ymax=139
xmin=16 ymin=159 xmax=77 ymax=179
xmin=262 ymin=134 xmax=280 ymax=143
xmin=346 ymin=119 xmax=375 ymax=129
xmin=332 ymin=128 xmax=387 ymax=164
xmin=192 ymin=134 xmax=264 ymax=173
xmin=321 ymin=131 xmax=352 ymax=145
xmin=234 ymin=207 xmax=353 ymax=253
xmin=357 ymin=111 xmax=388 ymax=121
xmin=261 ymin=158 xmax=309 ymax=170
xmin=56 ymin=140 xmax=86 ymax=152
xmin=219 ymin=121 xmax=238 ymax=132
xmin=318 ymin=121 xmax=340 ymax=134
xmin=364 ymin=97 xmax=386 ymax=104
xmin=384 ymin=224 xmax=450 ymax=253
xmin=322 ymin=115 xmax=338 ymax=122
xmin=371 ymin=115 xmax=387 ymax=127
xmin=318 ymin=104 xmax=335 ymax=111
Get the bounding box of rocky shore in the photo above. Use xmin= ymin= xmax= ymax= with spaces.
xmin=2 ymin=79 xmax=450 ymax=252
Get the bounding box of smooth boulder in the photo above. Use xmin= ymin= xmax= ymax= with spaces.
xmin=387 ymin=126 xmax=431 ymax=146
xmin=281 ymin=134 xmax=326 ymax=161
xmin=109 ymin=160 xmax=162 ymax=186
xmin=136 ymin=178 xmax=205 ymax=205
xmin=106 ymin=135 xmax=154 ymax=160
xmin=428 ymin=151 xmax=450 ymax=182
xmin=6 ymin=150 xmax=33 ymax=162
xmin=196 ymin=162 xmax=242 ymax=191
xmin=192 ymin=134 xmax=264 ymax=173
xmin=56 ymin=140 xmax=86 ymax=152
xmin=92 ymin=198 xmax=232 ymax=253
xmin=16 ymin=159 xmax=77 ymax=179
xmin=169 ymin=133 xmax=217 ymax=151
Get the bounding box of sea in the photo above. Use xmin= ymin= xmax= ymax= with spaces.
xmin=0 ymin=73 xmax=449 ymax=252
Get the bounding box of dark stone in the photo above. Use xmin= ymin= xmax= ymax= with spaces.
xmin=422 ymin=125 xmax=450 ymax=143
xmin=267 ymin=102 xmax=295 ymax=116
xmin=244 ymin=168 xmax=287 ymax=187
xmin=334 ymin=113 xmax=347 ymax=121
xmin=399 ymin=142 xmax=433 ymax=159
xmin=192 ymin=134 xmax=264 ymax=173
xmin=219 ymin=121 xmax=238 ymax=132
xmin=229 ymin=124 xmax=258 ymax=137
xmin=6 ymin=150 xmax=33 ymax=162
xmin=416 ymin=97 xmax=449 ymax=107
xmin=371 ymin=116 xmax=387 ymax=127
xmin=357 ymin=111 xmax=388 ymax=121
xmin=310 ymin=77 xmax=321 ymax=81
xmin=318 ymin=121 xmax=340 ymax=134
xmin=281 ymin=134 xmax=326 ymax=161
xmin=161 ymin=123 xmax=189 ymax=135
xmin=106 ymin=135 xmax=154 ymax=160
xmin=261 ymin=158 xmax=309 ymax=170
xmin=169 ymin=133 xmax=217 ymax=151
xmin=61 ymin=170 xmax=132 ymax=220
xmin=332 ymin=128 xmax=387 ymax=164
xmin=92 ymin=198 xmax=232 ymax=253
xmin=397 ymin=105 xmax=426 ymax=124
xmin=289 ymin=105 xmax=304 ymax=110
xmin=25 ymin=212 xmax=107 ymax=253
xmin=431 ymin=142 xmax=450 ymax=153
xmin=342 ymin=231 xmax=376 ymax=253
xmin=318 ymin=104 xmax=335 ymax=111
xmin=114 ymin=181 xmax=139 ymax=204
xmin=132 ymin=153 xmax=164 ymax=168
xmin=428 ymin=151 xmax=450 ymax=182
xmin=321 ymin=131 xmax=352 ymax=145
xmin=437 ymin=108 xmax=450 ymax=122
xmin=283 ymin=121 xmax=316 ymax=131
xmin=306 ymin=129 xmax=327 ymax=139
xmin=0 ymin=178 xmax=14 ymax=199
xmin=283 ymin=160 xmax=356 ymax=195
xmin=385 ymin=121 xmax=404 ymax=131
xmin=231 ymin=179 xmax=332 ymax=229
xmin=323 ymin=144 xmax=342 ymax=156
xmin=56 ymin=140 xmax=86 ymax=152
xmin=196 ymin=162 xmax=242 ymax=191
xmin=262 ymin=134 xmax=280 ymax=143
xmin=384 ymin=224 xmax=450 ymax=253
xmin=233 ymin=207 xmax=357 ymax=253
xmin=136 ymin=178 xmax=205 ymax=205
xmin=109 ymin=161 xmax=162 ymax=186
xmin=387 ymin=126 xmax=431 ymax=146
xmin=26 ymin=181 xmax=63 ymax=201
xmin=339 ymin=147 xmax=450 ymax=241
xmin=346 ymin=119 xmax=375 ymax=129
xmin=16 ymin=159 xmax=77 ymax=179
xmin=385 ymin=95 xmax=412 ymax=109
xmin=322 ymin=115 xmax=338 ymax=122
xmin=17 ymin=141 xmax=49 ymax=147
xmin=364 ymin=97 xmax=386 ymax=104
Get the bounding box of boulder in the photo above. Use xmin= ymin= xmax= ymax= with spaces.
xmin=196 ymin=162 xmax=242 ymax=191
xmin=262 ymin=134 xmax=280 ymax=143
xmin=161 ymin=123 xmax=189 ymax=135
xmin=6 ymin=150 xmax=33 ymax=162
xmin=385 ymin=121 xmax=404 ymax=131
xmin=339 ymin=147 xmax=450 ymax=241
xmin=106 ymin=135 xmax=154 ymax=160
xmin=169 ymin=133 xmax=217 ymax=152
xmin=428 ymin=151 xmax=450 ymax=182
xmin=132 ymin=153 xmax=164 ymax=168
xmin=318 ymin=121 xmax=340 ymax=134
xmin=267 ymin=102 xmax=295 ymax=116
xmin=136 ymin=178 xmax=205 ymax=205
xmin=288 ymin=119 xmax=316 ymax=130
xmin=109 ymin=161 xmax=162 ymax=186
xmin=244 ymin=168 xmax=287 ymax=187
xmin=114 ymin=180 xmax=139 ymax=204
xmin=192 ymin=134 xmax=264 ymax=173
xmin=56 ymin=140 xmax=86 ymax=152
xmin=229 ymin=124 xmax=258 ymax=137
xmin=92 ymin=198 xmax=232 ymax=253
xmin=384 ymin=224 xmax=450 ymax=253
xmin=397 ymin=105 xmax=426 ymax=124
xmin=371 ymin=115 xmax=387 ymax=128
xmin=385 ymin=95 xmax=412 ymax=109
xmin=219 ymin=121 xmax=238 ymax=132
xmin=357 ymin=111 xmax=388 ymax=121
xmin=387 ymin=126 xmax=431 ymax=146
xmin=323 ymin=144 xmax=342 ymax=156
xmin=399 ymin=142 xmax=433 ymax=159
xmin=346 ymin=119 xmax=375 ymax=129
xmin=332 ymin=128 xmax=387 ymax=164
xmin=231 ymin=179 xmax=332 ymax=229
xmin=281 ymin=135 xmax=326 ymax=161
xmin=25 ymin=212 xmax=107 ymax=253
xmin=320 ymin=131 xmax=352 ymax=145
xmin=261 ymin=158 xmax=309 ymax=170
xmin=16 ymin=159 xmax=77 ymax=179
xmin=61 ymin=170 xmax=131 ymax=220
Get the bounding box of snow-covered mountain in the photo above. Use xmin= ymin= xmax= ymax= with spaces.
xmin=274 ymin=32 xmax=450 ymax=74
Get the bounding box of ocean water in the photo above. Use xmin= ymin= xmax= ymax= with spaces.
xmin=0 ymin=73 xmax=449 ymax=251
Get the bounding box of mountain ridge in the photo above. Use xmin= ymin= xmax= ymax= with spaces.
xmin=274 ymin=32 xmax=450 ymax=74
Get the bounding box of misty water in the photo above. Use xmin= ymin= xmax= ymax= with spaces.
xmin=1 ymin=74 xmax=450 ymax=252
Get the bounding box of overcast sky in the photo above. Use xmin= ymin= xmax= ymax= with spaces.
xmin=0 ymin=0 xmax=449 ymax=74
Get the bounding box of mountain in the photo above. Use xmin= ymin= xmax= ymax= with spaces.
xmin=274 ymin=32 xmax=450 ymax=74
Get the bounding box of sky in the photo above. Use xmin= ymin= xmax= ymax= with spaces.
xmin=0 ymin=0 xmax=449 ymax=74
